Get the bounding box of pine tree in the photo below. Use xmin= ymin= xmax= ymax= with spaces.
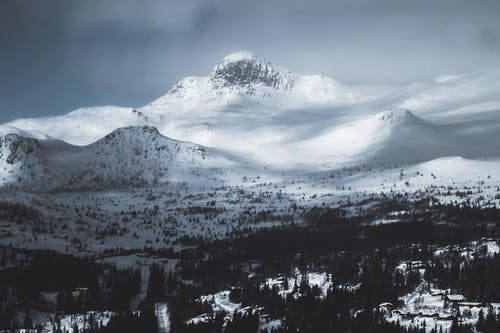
xmin=485 ymin=305 xmax=497 ymax=333
xmin=477 ymin=308 xmax=485 ymax=332
xmin=450 ymin=317 xmax=460 ymax=333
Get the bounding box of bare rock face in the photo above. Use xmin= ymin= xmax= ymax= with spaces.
xmin=208 ymin=51 xmax=295 ymax=93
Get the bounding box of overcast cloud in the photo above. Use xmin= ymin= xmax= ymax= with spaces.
xmin=1 ymin=0 xmax=500 ymax=122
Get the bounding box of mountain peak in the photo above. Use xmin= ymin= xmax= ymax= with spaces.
xmin=378 ymin=109 xmax=433 ymax=131
xmin=101 ymin=126 xmax=162 ymax=145
xmin=208 ymin=51 xmax=295 ymax=92
xmin=153 ymin=51 xmax=363 ymax=105
xmin=221 ymin=51 xmax=257 ymax=63
xmin=110 ymin=125 xmax=160 ymax=136
xmin=379 ymin=108 xmax=414 ymax=122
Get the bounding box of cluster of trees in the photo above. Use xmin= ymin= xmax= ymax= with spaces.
xmin=2 ymin=197 xmax=500 ymax=332
xmin=172 ymin=249 xmax=500 ymax=333
xmin=162 ymin=200 xmax=500 ymax=332
xmin=426 ymin=252 xmax=500 ymax=301
xmin=95 ymin=310 xmax=158 ymax=333
xmin=0 ymin=249 xmax=141 ymax=330
xmin=164 ymin=242 xmax=428 ymax=332
xmin=140 ymin=197 xmax=499 ymax=332
xmin=178 ymin=288 xmax=426 ymax=333
xmin=445 ymin=305 xmax=500 ymax=333
xmin=0 ymin=200 xmax=42 ymax=225
xmin=473 ymin=306 xmax=500 ymax=333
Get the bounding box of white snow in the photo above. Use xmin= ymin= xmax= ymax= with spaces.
xmin=259 ymin=319 xmax=282 ymax=332
xmin=5 ymin=106 xmax=146 ymax=146
xmin=0 ymin=125 xmax=52 ymax=140
xmin=43 ymin=311 xmax=114 ymax=333
xmin=200 ymin=290 xmax=241 ymax=315
xmin=2 ymin=52 xmax=499 ymax=173
xmin=0 ymin=51 xmax=499 ymax=254
xmin=155 ymin=303 xmax=171 ymax=333
xmin=221 ymin=51 xmax=257 ymax=62
xmin=263 ymin=270 xmax=333 ymax=299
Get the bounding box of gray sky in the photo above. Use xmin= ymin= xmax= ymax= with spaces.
xmin=1 ymin=0 xmax=500 ymax=123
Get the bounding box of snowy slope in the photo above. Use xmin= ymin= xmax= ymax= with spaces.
xmin=220 ymin=108 xmax=499 ymax=168
xmin=374 ymin=70 xmax=500 ymax=123
xmin=145 ymin=51 xmax=362 ymax=113
xmin=0 ymin=126 xmax=243 ymax=191
xmin=353 ymin=109 xmax=500 ymax=164
xmin=308 ymin=155 xmax=500 ymax=213
xmin=3 ymin=52 xmax=365 ymax=148
xmin=1 ymin=51 xmax=499 ymax=173
xmin=136 ymin=53 xmax=500 ymax=168
xmin=0 ymin=125 xmax=53 ymax=140
xmin=5 ymin=106 xmax=152 ymax=146
xmin=0 ymin=132 xmax=47 ymax=187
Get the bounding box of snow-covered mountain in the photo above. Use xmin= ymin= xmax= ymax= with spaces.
xmin=0 ymin=125 xmax=242 ymax=191
xmin=259 ymin=108 xmax=499 ymax=168
xmin=209 ymin=51 xmax=295 ymax=92
xmin=5 ymin=106 xmax=149 ymax=146
xmin=149 ymin=51 xmax=362 ymax=109
xmin=1 ymin=52 xmax=500 ymax=257
xmin=374 ymin=70 xmax=500 ymax=123
xmin=1 ymin=51 xmax=500 ymax=177
xmin=0 ymin=132 xmax=46 ymax=187
xmin=4 ymin=52 xmax=364 ymax=146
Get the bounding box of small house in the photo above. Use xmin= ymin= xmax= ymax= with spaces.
xmin=444 ymin=294 xmax=466 ymax=309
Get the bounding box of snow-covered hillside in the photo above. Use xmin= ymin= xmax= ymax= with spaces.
xmin=147 ymin=51 xmax=362 ymax=111
xmin=0 ymin=126 xmax=244 ymax=191
xmin=5 ymin=106 xmax=153 ymax=146
xmin=0 ymin=132 xmax=46 ymax=186
xmin=1 ymin=51 xmax=499 ymax=188
xmin=2 ymin=52 xmax=365 ymax=150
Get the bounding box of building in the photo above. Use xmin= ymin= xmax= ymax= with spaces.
xmin=444 ymin=294 xmax=466 ymax=310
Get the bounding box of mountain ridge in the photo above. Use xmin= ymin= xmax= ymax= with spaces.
xmin=0 ymin=125 xmax=244 ymax=191
xmin=1 ymin=51 xmax=500 ymax=175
